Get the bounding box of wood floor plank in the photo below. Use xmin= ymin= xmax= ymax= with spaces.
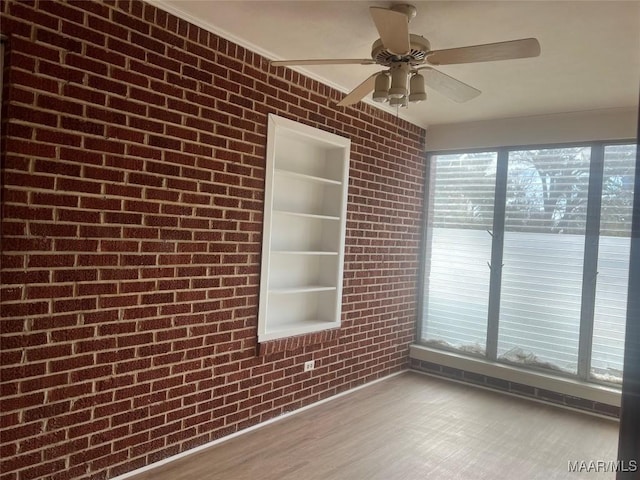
xmin=129 ymin=372 xmax=619 ymax=480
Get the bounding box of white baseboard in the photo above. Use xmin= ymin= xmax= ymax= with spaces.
xmin=112 ymin=370 xmax=406 ymax=479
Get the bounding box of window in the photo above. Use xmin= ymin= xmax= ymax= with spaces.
xmin=498 ymin=147 xmax=590 ymax=375
xmin=422 ymin=152 xmax=496 ymax=355
xmin=591 ymin=145 xmax=636 ymax=383
xmin=419 ymin=142 xmax=636 ymax=386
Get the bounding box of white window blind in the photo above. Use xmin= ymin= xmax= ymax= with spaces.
xmin=421 ymin=152 xmax=496 ymax=354
xmin=497 ymin=148 xmax=590 ymax=374
xmin=591 ymin=144 xmax=636 ymax=383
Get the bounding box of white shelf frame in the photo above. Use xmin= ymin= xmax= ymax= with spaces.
xmin=258 ymin=114 xmax=350 ymax=343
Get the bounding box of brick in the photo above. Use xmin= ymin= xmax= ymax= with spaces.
xmin=26 ymin=284 xmax=73 ymax=299
xmin=79 ymin=225 xmax=122 ymax=238
xmin=79 ymin=196 xmax=122 ymax=211
xmin=20 ymin=373 xmax=70 ymax=394
xmin=31 ymin=192 xmax=78 ymax=207
xmin=129 ymin=58 xmax=164 ymax=80
xmin=85 ymin=105 xmax=127 ymax=125
xmin=83 ymin=137 xmax=126 ymax=154
xmin=0 ymin=302 xmax=50 ymax=318
xmin=1 ymin=13 xmax=34 ymax=38
xmin=62 ymin=84 xmax=106 ymax=107
xmin=0 ymin=452 xmax=43 ymax=476
xmin=104 ymin=183 xmax=143 ymax=199
xmin=88 ymin=74 xmax=128 ymax=97
xmin=56 ymin=177 xmax=102 ymax=194
xmin=43 ymin=437 xmax=90 ymax=462
xmin=103 ymin=212 xmax=143 ymax=225
xmin=52 ymin=297 xmax=97 ymax=313
xmin=11 ymin=35 xmax=60 ymax=62
xmin=69 ymin=444 xmax=111 ymax=466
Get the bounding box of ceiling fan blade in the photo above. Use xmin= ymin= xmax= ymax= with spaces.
xmin=369 ymin=7 xmax=411 ymax=55
xmin=271 ymin=58 xmax=376 ymax=67
xmin=416 ymin=67 xmax=481 ymax=103
xmin=427 ymin=38 xmax=541 ymax=65
xmin=337 ymin=73 xmax=378 ymax=107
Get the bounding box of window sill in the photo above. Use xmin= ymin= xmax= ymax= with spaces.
xmin=410 ymin=344 xmax=621 ymax=408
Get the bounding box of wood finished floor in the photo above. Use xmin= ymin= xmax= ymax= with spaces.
xmin=129 ymin=372 xmax=619 ymax=480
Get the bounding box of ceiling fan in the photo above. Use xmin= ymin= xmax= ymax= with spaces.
xmin=271 ymin=4 xmax=541 ymax=108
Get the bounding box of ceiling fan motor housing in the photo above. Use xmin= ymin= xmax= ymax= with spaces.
xmin=390 ymin=3 xmax=418 ymax=20
xmin=371 ymin=34 xmax=431 ymax=66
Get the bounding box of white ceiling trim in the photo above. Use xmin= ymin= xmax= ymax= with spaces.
xmin=146 ymin=0 xmax=413 ymax=124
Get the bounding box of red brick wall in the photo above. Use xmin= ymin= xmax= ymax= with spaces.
xmin=0 ymin=1 xmax=425 ymax=478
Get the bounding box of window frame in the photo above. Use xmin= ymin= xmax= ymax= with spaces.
xmin=418 ymin=139 xmax=636 ymax=387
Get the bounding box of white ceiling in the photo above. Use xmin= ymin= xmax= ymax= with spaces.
xmin=153 ymin=1 xmax=640 ymax=129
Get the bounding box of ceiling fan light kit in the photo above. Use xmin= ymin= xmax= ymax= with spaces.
xmin=372 ymin=72 xmax=391 ymax=103
xmin=271 ymin=4 xmax=541 ymax=109
xmin=373 ymin=68 xmax=427 ymax=105
xmin=389 ymin=63 xmax=410 ymax=98
xmin=408 ymin=73 xmax=427 ymax=103
xmin=389 ymin=96 xmax=408 ymax=107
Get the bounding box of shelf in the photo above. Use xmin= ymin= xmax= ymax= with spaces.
xmin=272 ymin=132 xmax=344 ymax=183
xmin=273 ymin=209 xmax=340 ymax=221
xmin=275 ymin=168 xmax=342 ymax=186
xmin=269 ymin=319 xmax=337 ymax=333
xmin=258 ymin=114 xmax=350 ymax=344
xmin=271 ymin=214 xmax=340 ymax=252
xmin=273 ymin=171 xmax=342 ymax=217
xmin=269 ymin=285 xmax=337 ymax=294
xmin=272 ymin=250 xmax=338 ymax=256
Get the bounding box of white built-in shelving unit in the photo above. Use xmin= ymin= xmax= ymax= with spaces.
xmin=258 ymin=114 xmax=351 ymax=342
